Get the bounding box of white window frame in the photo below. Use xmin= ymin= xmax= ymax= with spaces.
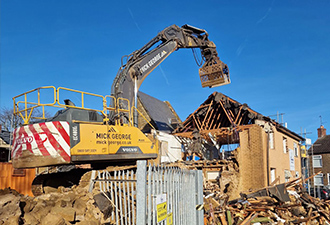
xmin=314 ymin=173 xmax=324 ymax=186
xmin=270 ymin=168 xmax=276 ymax=183
xmin=313 ymin=155 xmax=323 ymax=168
xmin=294 ymin=142 xmax=298 ymax=157
xmin=269 ymin=133 xmax=274 ymax=149
xmin=283 ymin=137 xmax=287 ymax=153
xmin=328 ymin=173 xmax=330 ymax=186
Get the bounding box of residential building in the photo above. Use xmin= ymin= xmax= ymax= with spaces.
xmin=308 ymin=125 xmax=330 ymax=188
xmin=137 ymin=91 xmax=183 ymax=163
xmin=174 ymin=92 xmax=304 ymax=196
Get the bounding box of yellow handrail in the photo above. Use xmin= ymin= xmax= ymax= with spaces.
xmin=104 ymin=95 xmax=116 ymax=112
xmin=115 ymin=97 xmax=131 ymax=126
xmin=13 ymin=86 xmax=57 ymax=124
xmin=57 ymin=87 xmax=105 ymax=113
xmin=131 ymin=106 xmax=156 ymax=130
xmin=12 ymin=86 xmax=133 ymax=125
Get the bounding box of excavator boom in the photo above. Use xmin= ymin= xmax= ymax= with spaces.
xmin=111 ymin=24 xmax=230 ymax=124
xmin=10 ymin=25 xmax=230 ymax=196
xmin=11 ymin=24 xmax=230 ymax=196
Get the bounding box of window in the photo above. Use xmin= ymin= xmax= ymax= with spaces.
xmin=284 ymin=170 xmax=291 ymax=182
xmin=294 ymin=142 xmax=298 ymax=157
xmin=327 ymin=174 xmax=330 ymax=186
xmin=313 ymin=155 xmax=322 ymax=168
xmin=283 ymin=137 xmax=287 ymax=153
xmin=269 ymin=133 xmax=274 ymax=149
xmin=270 ymin=168 xmax=276 ymax=183
xmin=314 ymin=173 xmax=324 ymax=186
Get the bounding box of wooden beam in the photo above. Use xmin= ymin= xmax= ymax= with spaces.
xmin=201 ymin=101 xmax=213 ymax=130
xmin=208 ymin=104 xmax=220 ymax=129
xmin=193 ymin=114 xmax=201 ymax=130
xmin=234 ymin=105 xmax=243 ymax=124
xmin=219 ymin=100 xmax=236 ymax=127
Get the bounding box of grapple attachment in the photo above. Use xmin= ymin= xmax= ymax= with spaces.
xmin=199 ymin=58 xmax=230 ymax=88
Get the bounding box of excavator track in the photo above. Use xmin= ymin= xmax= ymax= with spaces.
xmin=31 ymin=174 xmax=46 ymax=196
xmin=31 ymin=169 xmax=90 ymax=196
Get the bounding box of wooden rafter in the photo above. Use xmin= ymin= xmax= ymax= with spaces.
xmin=200 ymin=101 xmax=213 ymax=130
xmin=218 ymin=100 xmax=235 ymax=127
xmin=234 ymin=105 xmax=243 ymax=124
xmin=174 ymin=124 xmax=254 ymax=144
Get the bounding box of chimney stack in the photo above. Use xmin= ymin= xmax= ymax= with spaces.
xmin=317 ymin=125 xmax=326 ymax=138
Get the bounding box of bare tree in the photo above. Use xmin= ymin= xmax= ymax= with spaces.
xmin=0 ymin=106 xmax=50 ymax=132
xmin=0 ymin=107 xmax=20 ymax=132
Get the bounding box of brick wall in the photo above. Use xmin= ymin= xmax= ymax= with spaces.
xmin=238 ymin=125 xmax=267 ymax=192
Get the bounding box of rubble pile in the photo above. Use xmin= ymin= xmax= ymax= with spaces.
xmin=167 ymin=153 xmax=240 ymax=200
xmin=2 ymin=159 xmax=330 ymax=224
xmin=0 ymin=183 xmax=112 ymax=225
xmin=203 ymin=180 xmax=330 ymax=225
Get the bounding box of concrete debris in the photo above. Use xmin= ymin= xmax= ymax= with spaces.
xmin=0 ymin=189 xmax=21 ymax=225
xmin=0 ymin=184 xmax=109 ymax=225
xmin=1 ymin=159 xmax=330 ymax=224
xmin=165 ymin=152 xmax=240 ymax=200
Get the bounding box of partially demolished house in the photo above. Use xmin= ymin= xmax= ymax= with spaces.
xmin=137 ymin=91 xmax=183 ymax=163
xmin=174 ymin=92 xmax=304 ymax=195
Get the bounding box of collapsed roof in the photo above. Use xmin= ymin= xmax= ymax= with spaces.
xmin=174 ymin=92 xmax=303 ymax=145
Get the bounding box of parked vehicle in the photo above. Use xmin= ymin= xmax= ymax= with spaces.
xmin=309 ymin=187 xmax=330 ymax=200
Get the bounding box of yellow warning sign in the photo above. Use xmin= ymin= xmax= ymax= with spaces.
xmin=157 ymin=202 xmax=167 ymax=222
xmin=156 ymin=194 xmax=167 ymax=223
xmin=167 ymin=213 xmax=173 ymax=225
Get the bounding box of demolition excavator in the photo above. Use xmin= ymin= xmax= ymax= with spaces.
xmin=11 ymin=24 xmax=230 ymax=195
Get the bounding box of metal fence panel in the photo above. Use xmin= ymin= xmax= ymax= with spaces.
xmin=93 ymin=160 xmax=203 ymax=225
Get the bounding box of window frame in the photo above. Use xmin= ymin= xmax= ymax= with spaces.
xmin=313 ymin=155 xmax=323 ymax=168
xmin=283 ymin=137 xmax=287 ymax=153
xmin=269 ymin=132 xmax=274 ymax=149
xmin=294 ymin=142 xmax=298 ymax=157
xmin=314 ymin=173 xmax=324 ymax=186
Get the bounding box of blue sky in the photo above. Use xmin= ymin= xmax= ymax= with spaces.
xmin=1 ymin=0 xmax=329 ymax=142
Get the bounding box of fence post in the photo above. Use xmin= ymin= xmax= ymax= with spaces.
xmin=88 ymin=170 xmax=96 ymax=192
xmin=136 ymin=160 xmax=147 ymax=225
xmin=196 ymin=170 xmax=204 ymax=225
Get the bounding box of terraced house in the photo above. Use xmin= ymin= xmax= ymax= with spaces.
xmin=309 ymin=125 xmax=330 ymax=188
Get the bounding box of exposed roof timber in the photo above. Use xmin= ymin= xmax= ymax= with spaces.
xmin=174 ymin=92 xmax=262 ymax=134
xmin=174 ymin=92 xmax=304 ymax=142
xmin=174 ymin=125 xmax=254 ymax=145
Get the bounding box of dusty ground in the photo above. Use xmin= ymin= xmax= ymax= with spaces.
xmin=0 ymin=182 xmax=111 ymax=225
